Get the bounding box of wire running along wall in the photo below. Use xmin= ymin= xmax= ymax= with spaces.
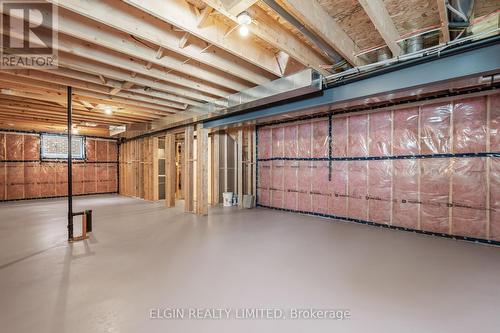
xmin=256 ymin=93 xmax=500 ymax=244
xmin=0 ymin=131 xmax=119 ymax=201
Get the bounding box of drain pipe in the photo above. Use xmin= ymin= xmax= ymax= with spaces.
xmin=261 ymin=0 xmax=347 ymax=68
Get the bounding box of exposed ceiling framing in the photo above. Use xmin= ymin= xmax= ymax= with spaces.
xmin=0 ymin=0 xmax=495 ymax=136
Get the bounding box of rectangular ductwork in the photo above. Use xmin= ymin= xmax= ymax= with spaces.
xmin=119 ymin=69 xmax=323 ymax=139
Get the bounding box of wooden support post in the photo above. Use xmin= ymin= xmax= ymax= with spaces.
xmin=165 ymin=133 xmax=176 ymax=208
xmin=252 ymin=127 xmax=257 ymax=196
xmin=237 ymin=128 xmax=243 ymax=208
xmin=213 ymin=132 xmax=220 ymax=205
xmin=152 ymin=137 xmax=159 ymax=201
xmin=246 ymin=128 xmax=252 ymax=196
xmin=196 ymin=124 xmax=208 ymax=215
xmin=184 ymin=125 xmax=194 ymax=212
xmin=224 ymin=133 xmax=228 ymax=192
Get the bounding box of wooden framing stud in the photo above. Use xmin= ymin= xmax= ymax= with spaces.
xmin=184 ymin=125 xmax=194 ymax=212
xmin=165 ymin=133 xmax=176 ymax=207
xmin=196 ymin=123 xmax=209 ymax=215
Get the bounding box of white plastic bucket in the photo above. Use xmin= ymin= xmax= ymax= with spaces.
xmin=223 ymin=192 xmax=234 ymax=207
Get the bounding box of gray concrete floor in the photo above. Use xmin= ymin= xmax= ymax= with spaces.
xmin=0 ymin=195 xmax=499 ymax=333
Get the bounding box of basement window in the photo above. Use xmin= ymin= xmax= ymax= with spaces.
xmin=41 ymin=134 xmax=85 ymax=159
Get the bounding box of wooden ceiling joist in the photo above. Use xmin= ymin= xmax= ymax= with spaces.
xmin=357 ymin=0 xmax=402 ymax=56
xmin=278 ymin=0 xmax=364 ymax=66
xmin=2 ymin=26 xmax=226 ymax=102
xmin=50 ymin=60 xmax=204 ymax=107
xmin=220 ymin=0 xmax=259 ymax=16
xmin=0 ymin=74 xmax=180 ymax=118
xmin=49 ymin=0 xmax=275 ymax=85
xmin=0 ymin=96 xmax=157 ymax=123
xmin=1 ymin=9 xmax=248 ymax=96
xmin=4 ymin=68 xmax=189 ymax=111
xmin=201 ymin=0 xmax=332 ymax=75
xmin=123 ymin=0 xmax=282 ymax=77
xmin=0 ymin=119 xmax=110 ymax=136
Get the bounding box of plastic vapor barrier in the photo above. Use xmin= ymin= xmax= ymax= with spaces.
xmin=0 ymin=133 xmax=118 ymax=201
xmin=257 ymin=93 xmax=500 ymax=244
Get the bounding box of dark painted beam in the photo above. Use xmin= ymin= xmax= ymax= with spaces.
xmin=204 ymin=38 xmax=500 ymax=128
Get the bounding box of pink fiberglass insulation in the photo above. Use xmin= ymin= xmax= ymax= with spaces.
xmin=6 ymin=162 xmax=24 ymax=200
xmin=392 ymin=159 xmax=419 ymax=229
xmin=369 ymin=111 xmax=392 ymax=156
xmin=420 ymin=102 xmax=452 ymax=154
xmin=86 ymin=139 xmax=96 ymax=162
xmin=97 ymin=164 xmax=108 ymax=193
xmin=298 ymin=123 xmax=312 ymax=158
xmin=254 ymin=93 xmax=496 ymax=242
xmin=284 ymin=124 xmax=298 ymax=158
xmin=348 ymin=114 xmax=368 ymax=157
xmin=348 ymin=161 xmax=368 ymax=221
xmin=257 ymin=161 xmax=270 ymax=206
xmin=24 ymin=162 xmax=40 ymax=198
xmin=312 ymin=120 xmax=329 ymax=158
xmin=490 ymin=158 xmax=500 ymax=241
xmin=272 ymin=127 xmax=284 ymax=158
xmin=0 ymin=165 xmax=5 ymax=200
xmin=72 ymin=163 xmax=85 ymax=195
xmin=311 ymin=161 xmax=329 ymax=214
xmin=453 ymin=97 xmax=487 ymax=153
xmin=0 ymin=134 xmax=5 ymax=160
xmin=297 ymin=161 xmax=312 ymax=212
xmin=55 ymin=164 xmax=68 ymax=196
xmin=329 ymin=161 xmax=348 ymax=217
xmin=257 ymin=128 xmax=271 ymax=159
xmin=84 ymin=164 xmax=96 ymax=193
xmin=452 ymin=158 xmax=487 ymax=238
xmin=6 ymin=134 xmax=23 ymax=160
xmin=23 ymin=135 xmax=39 ymax=160
xmin=97 ymin=140 xmax=108 ymax=162
xmin=368 ymin=160 xmax=392 ymax=224
xmin=393 ymin=107 xmax=419 ymax=155
xmin=490 ymin=94 xmax=500 ymax=152
xmin=108 ymin=142 xmax=118 ymax=162
xmin=420 ymin=158 xmax=451 ymax=234
xmin=39 ymin=163 xmax=55 ymax=197
xmin=108 ymin=165 xmax=118 ymax=192
xmin=332 ymin=117 xmax=348 ymax=157
xmin=283 ymin=161 xmax=298 ymax=211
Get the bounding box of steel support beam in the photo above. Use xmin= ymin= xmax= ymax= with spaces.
xmin=67 ymin=86 xmax=73 ymax=241
xmin=204 ymin=39 xmax=500 ymax=128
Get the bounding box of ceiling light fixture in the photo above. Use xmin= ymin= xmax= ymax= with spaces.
xmin=237 ymin=11 xmax=252 ymax=37
xmin=102 ymin=105 xmax=114 ymax=115
xmin=237 ymin=11 xmax=252 ymax=25
xmin=71 ymin=127 xmax=79 ymax=135
xmin=239 ymin=24 xmax=249 ymax=37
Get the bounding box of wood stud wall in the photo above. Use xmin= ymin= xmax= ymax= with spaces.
xmin=118 ymin=125 xmax=257 ymax=215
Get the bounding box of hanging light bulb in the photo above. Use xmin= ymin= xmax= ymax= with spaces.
xmin=239 ymin=24 xmax=249 ymax=37
xmin=71 ymin=127 xmax=79 ymax=135
xmin=102 ymin=105 xmax=114 ymax=115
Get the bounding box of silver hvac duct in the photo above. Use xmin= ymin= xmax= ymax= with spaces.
xmin=448 ymin=0 xmax=475 ymax=39
xmin=449 ymin=0 xmax=474 ymax=23
xmin=406 ymin=35 xmax=423 ymax=54
xmin=377 ymin=47 xmax=392 ymax=62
